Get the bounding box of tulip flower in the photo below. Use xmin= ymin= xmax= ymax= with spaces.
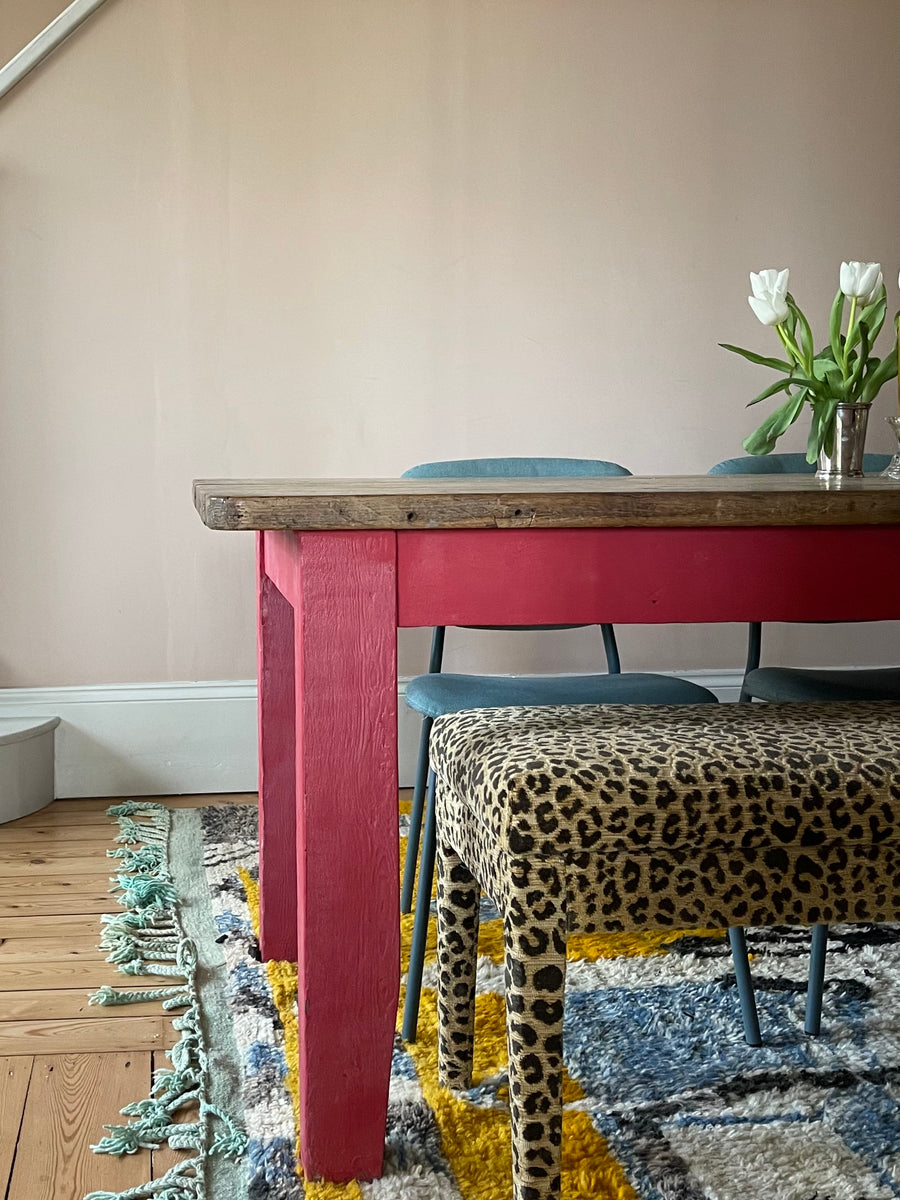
xmin=862 ymin=267 xmax=884 ymax=306
xmin=840 ymin=261 xmax=882 ymax=300
xmin=721 ymin=261 xmax=899 ymax=464
xmin=748 ymin=268 xmax=789 ymax=326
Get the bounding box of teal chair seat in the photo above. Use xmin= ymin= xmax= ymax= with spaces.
xmin=744 ymin=666 xmax=900 ymax=703
xmin=402 ymin=455 xmax=632 ymax=478
xmin=708 ymin=452 xmax=893 ymax=475
xmin=406 ymin=671 xmax=718 ymax=717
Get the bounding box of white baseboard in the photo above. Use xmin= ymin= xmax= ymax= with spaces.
xmin=0 ymin=682 xmax=258 ymax=799
xmin=0 ymin=671 xmax=744 ymax=799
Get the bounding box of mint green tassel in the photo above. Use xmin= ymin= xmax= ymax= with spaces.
xmin=86 ymin=802 xmax=245 ymax=1200
xmin=84 ymin=1155 xmax=201 ymax=1198
xmin=106 ymin=800 xmax=165 ymax=817
xmin=108 ymin=845 xmax=166 ymax=874
xmin=110 ymin=874 xmax=177 ymax=910
xmin=89 ymin=984 xmax=188 ymax=1007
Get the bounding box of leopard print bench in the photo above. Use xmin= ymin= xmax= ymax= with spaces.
xmin=429 ymin=701 xmax=900 ymax=1200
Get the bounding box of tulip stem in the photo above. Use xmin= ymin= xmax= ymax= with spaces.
xmin=843 ymin=296 xmax=858 ymax=377
xmin=776 ymin=324 xmax=805 ymax=372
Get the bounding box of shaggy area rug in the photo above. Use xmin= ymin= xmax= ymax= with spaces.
xmin=196 ymin=803 xmax=900 ymax=1200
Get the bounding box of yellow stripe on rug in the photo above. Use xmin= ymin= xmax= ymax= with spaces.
xmin=238 ymin=825 xmax=691 ymax=1199
xmin=240 ymin=866 xmax=363 ymax=1200
xmin=238 ymin=804 xmax=727 ymax=1200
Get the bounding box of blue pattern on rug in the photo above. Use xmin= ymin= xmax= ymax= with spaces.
xmin=198 ymin=804 xmax=900 ymax=1200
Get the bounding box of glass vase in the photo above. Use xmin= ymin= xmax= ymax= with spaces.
xmin=882 ymin=416 xmax=900 ymax=481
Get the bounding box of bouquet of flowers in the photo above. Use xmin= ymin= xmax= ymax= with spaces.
xmin=721 ymin=261 xmax=898 ymax=461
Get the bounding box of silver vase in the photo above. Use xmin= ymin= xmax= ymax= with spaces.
xmin=816 ymin=402 xmax=871 ymax=480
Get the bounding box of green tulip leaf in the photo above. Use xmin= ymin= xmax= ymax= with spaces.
xmin=745 ymin=377 xmax=794 ymax=407
xmin=719 ymin=343 xmax=792 ymax=372
xmin=770 ymin=373 xmax=821 ymax=398
xmin=824 ymin=364 xmax=846 ymax=399
xmin=805 ymin=396 xmax=840 ymax=464
xmin=847 ymin=321 xmax=870 ymax=396
xmin=783 ymin=304 xmax=798 ymax=343
xmin=805 ymin=408 xmax=823 ymax=465
xmin=788 ymin=296 xmax=814 ymax=368
xmin=742 ymin=389 xmax=807 ymax=455
xmin=859 ymin=294 xmax=887 ymax=344
xmin=811 ymin=355 xmax=837 ymax=381
xmin=828 ymin=289 xmax=845 ymax=364
xmin=860 ymin=330 xmax=899 ymax=405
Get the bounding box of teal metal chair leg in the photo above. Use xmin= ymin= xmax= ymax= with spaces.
xmin=427 ymin=626 xmax=447 ymax=675
xmin=728 ymin=927 xmax=762 ymax=1045
xmin=731 ymin=627 xmax=762 ymax=1002
xmin=401 ymin=716 xmax=433 ymax=913
xmin=400 ymin=627 xmax=445 ymax=914
xmin=403 ymin=770 xmax=437 ymax=1042
xmin=739 ymin=621 xmax=762 ymax=703
xmin=600 ymin=623 xmax=621 ymax=674
xmin=805 ymin=924 xmax=828 ymax=1036
xmin=738 ymin=621 xmax=833 ymax=1032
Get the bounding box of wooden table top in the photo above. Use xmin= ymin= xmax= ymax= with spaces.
xmin=193 ymin=474 xmax=900 ymax=531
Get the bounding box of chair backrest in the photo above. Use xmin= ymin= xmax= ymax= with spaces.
xmin=402 ymin=456 xmax=632 ymax=479
xmin=401 ymin=457 xmax=630 ymax=673
xmin=708 ymin=452 xmax=892 ymax=475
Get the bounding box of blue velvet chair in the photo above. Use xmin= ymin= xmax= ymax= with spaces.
xmin=400 ymin=457 xmax=762 ymax=1045
xmin=709 ymin=451 xmax=900 ymax=1033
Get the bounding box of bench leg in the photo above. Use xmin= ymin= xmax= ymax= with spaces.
xmin=436 ymin=842 xmax=480 ymax=1088
xmin=504 ymin=863 xmax=567 ymax=1200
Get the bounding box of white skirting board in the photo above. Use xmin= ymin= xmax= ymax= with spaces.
xmin=0 ymin=673 xmax=744 ymax=799
xmin=0 ymin=682 xmax=257 ymax=799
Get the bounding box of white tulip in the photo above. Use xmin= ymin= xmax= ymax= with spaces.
xmin=840 ymin=260 xmax=882 ymax=300
xmin=748 ymin=296 xmax=788 ymax=326
xmin=861 ymin=268 xmax=883 ymax=306
xmin=748 ymin=269 xmax=790 ymax=326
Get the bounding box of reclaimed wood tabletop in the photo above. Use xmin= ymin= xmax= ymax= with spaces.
xmin=194 ymin=474 xmax=900 ymax=531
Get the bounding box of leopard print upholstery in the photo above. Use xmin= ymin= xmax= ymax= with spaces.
xmin=430 ymin=701 xmax=900 ymax=1200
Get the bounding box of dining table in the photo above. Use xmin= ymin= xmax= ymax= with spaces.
xmin=192 ymin=472 xmax=900 ymax=1182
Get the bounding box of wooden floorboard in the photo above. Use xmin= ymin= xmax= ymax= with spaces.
xmin=0 ymin=838 xmax=117 ymax=860
xmin=0 ymin=874 xmax=113 ymax=898
xmin=7 ymin=1054 xmax=154 ymax=1200
xmin=0 ymin=1057 xmax=33 ymax=1195
xmin=4 ymin=792 xmax=256 ymax=829
xmin=0 ymin=824 xmax=130 ymax=844
xmin=0 ymin=853 xmax=132 ymax=878
xmin=0 ymin=894 xmax=115 ymax=919
xmin=0 ymin=793 xmax=251 ymax=1196
xmin=0 ymin=914 xmax=113 ymax=939
xmin=0 ymin=955 xmax=181 ymax=992
xmin=0 ymin=989 xmax=170 ymax=1021
xmin=0 ymin=936 xmax=106 ymax=963
xmin=0 ymin=1017 xmax=168 ymax=1055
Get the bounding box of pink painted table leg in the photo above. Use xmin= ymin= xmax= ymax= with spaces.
xmin=256 ymin=533 xmax=299 ymax=961
xmin=262 ymin=528 xmax=400 ymax=1181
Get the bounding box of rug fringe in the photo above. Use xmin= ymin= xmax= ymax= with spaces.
xmin=84 ymin=801 xmax=247 ymax=1200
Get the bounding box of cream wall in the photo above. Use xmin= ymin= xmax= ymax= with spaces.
xmin=2 ymin=0 xmax=900 ymax=689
